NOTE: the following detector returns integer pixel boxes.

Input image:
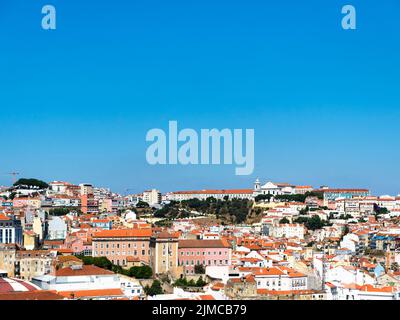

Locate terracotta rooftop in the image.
[57,255,82,263]
[0,290,65,300]
[152,231,180,239]
[93,228,152,238]
[178,239,231,249]
[57,288,124,299]
[55,265,114,277]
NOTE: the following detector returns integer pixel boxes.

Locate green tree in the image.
[136,201,149,208]
[129,265,153,279]
[145,280,163,296]
[206,197,217,203]
[294,215,327,231]
[78,255,113,270]
[112,265,123,274]
[8,192,17,200]
[255,194,272,203]
[174,276,188,287]
[48,208,71,216]
[374,206,388,215]
[194,264,205,274]
[299,206,309,215]
[196,276,207,287]
[279,217,290,224]
[305,215,324,230]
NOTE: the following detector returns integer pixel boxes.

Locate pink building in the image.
[92,228,152,266]
[178,239,231,275]
[62,228,100,256]
[12,197,30,208]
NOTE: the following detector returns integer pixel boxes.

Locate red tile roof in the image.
[57,288,124,298]
[178,239,231,249]
[0,214,10,220]
[55,265,114,277]
[257,289,318,295]
[0,290,65,300]
[93,228,152,238]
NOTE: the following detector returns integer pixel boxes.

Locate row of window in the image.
[20,268,44,272]
[161,260,173,267]
[94,249,149,256]
[178,259,228,266]
[95,242,147,249]
[257,280,281,287]
[162,250,173,256]
[0,228,13,243]
[0,223,13,227]
[292,280,306,287]
[180,251,227,256]
[20,261,50,266]
[256,280,306,288]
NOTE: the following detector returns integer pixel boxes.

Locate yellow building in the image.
[17,250,56,280]
[23,231,38,250]
[0,243,18,277]
[32,216,44,241]
[150,231,180,278]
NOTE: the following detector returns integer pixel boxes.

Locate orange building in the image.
[80,194,99,214]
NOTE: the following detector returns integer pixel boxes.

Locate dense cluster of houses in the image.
[1,179,400,300]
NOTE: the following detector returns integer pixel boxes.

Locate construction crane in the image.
[7,172,20,184]
[125,188,138,195]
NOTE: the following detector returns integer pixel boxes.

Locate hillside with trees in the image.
[13,178,49,189]
[154,197,262,224]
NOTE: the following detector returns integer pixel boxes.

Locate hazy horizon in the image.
[1,0,399,195]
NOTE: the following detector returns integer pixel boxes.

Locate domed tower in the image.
[254,178,261,191]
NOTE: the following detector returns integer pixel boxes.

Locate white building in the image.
[240,266,308,292]
[166,189,253,201]
[124,210,137,222]
[142,189,161,206]
[254,179,312,197]
[271,223,305,240]
[325,265,375,287]
[47,216,67,240]
[32,265,143,299]
[52,196,80,207]
[340,233,360,254]
[254,179,314,198]
[48,181,72,195]
[0,214,23,245]
[327,283,400,300]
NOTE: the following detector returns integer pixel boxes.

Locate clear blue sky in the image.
[0,0,399,195]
